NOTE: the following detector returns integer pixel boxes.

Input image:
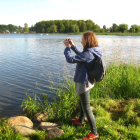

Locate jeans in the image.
[78,90,98,135]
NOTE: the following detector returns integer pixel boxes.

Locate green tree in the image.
[100,28,104,33]
[112,23,118,32]
[118,24,128,33]
[103,25,106,32]
[8,24,17,32]
[62,20,70,33]
[59,22,65,33]
[93,24,100,32]
[0,25,9,32]
[80,21,87,32]
[130,24,140,33]
[24,23,29,32]
[46,27,51,33]
[50,24,57,33]
[42,28,45,33]
[71,24,79,33]
[29,25,36,32]
[86,20,95,31]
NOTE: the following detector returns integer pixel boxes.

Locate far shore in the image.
[1,32,140,36]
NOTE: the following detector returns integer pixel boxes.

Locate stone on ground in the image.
[38,122,59,131]
[8,116,33,128]
[13,125,36,136]
[38,122,64,139]
[47,127,64,139]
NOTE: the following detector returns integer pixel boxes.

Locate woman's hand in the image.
[63,38,69,47]
[68,38,75,47]
[63,38,75,47]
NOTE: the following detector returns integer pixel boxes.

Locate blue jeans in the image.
[78,90,98,135]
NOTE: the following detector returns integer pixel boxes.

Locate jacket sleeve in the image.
[70,46,82,54]
[64,47,86,63]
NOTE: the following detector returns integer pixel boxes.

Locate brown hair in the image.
[82,31,98,50]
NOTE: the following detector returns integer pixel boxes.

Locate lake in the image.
[0,34,140,118]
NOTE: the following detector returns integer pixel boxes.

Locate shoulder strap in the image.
[84,52,98,70]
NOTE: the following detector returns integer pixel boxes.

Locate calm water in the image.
[0,34,140,118]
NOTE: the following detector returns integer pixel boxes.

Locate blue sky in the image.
[0,0,140,28]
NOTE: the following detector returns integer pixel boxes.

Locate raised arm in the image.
[64,47,86,63]
[63,38,84,63]
[71,45,82,54]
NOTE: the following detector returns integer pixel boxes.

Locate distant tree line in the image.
[0,24,18,33]
[1,20,140,33]
[0,23,29,33]
[29,20,101,33]
[29,20,140,33]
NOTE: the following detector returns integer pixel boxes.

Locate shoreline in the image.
[1,32,140,36]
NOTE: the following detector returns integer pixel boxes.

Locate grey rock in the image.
[13,125,36,136]
[38,122,64,139]
[32,109,54,123]
[8,116,33,128]
[47,127,64,139]
[38,122,59,131]
[32,111,48,123]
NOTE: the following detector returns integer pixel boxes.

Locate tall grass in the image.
[91,62,140,99]
[21,69,79,123]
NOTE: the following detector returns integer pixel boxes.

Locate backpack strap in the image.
[84,52,98,71]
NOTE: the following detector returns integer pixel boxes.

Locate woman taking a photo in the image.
[63,31,102,139]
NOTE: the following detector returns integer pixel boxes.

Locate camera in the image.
[65,39,70,42]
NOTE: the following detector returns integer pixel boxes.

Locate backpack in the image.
[85,53,106,83]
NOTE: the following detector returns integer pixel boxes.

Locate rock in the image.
[38,122,64,139]
[47,127,64,139]
[32,111,48,123]
[32,109,54,123]
[13,125,36,136]
[38,122,59,131]
[8,116,33,128]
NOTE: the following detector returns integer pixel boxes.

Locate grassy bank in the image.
[1,60,140,139]
[96,32,140,36]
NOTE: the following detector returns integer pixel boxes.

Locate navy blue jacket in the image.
[64,46,102,83]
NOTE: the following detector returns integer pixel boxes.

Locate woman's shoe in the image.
[83,132,99,139]
[71,117,84,126]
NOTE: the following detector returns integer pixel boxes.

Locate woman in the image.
[63,31,102,140]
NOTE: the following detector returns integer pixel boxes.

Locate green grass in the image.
[90,62,140,99]
[1,98,140,139]
[19,61,140,139]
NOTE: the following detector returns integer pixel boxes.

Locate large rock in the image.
[47,127,64,139]
[38,122,59,131]
[32,109,54,123]
[8,116,33,128]
[38,122,64,139]
[31,111,48,123]
[13,125,36,136]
